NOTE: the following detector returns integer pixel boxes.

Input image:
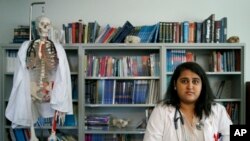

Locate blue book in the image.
[13,129,26,141]
[138,23,158,43]
[153,22,160,43]
[104,80,114,104]
[220,17,227,43]
[64,114,76,126]
[182,21,189,43]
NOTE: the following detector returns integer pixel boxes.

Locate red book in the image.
[102,27,116,43]
[188,22,195,43]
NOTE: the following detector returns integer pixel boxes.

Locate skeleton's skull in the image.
[36,16,51,37]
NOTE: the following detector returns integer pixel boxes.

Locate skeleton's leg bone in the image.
[48,111,58,141]
[30,124,39,141]
[30,104,39,141]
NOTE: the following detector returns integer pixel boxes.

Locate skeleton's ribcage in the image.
[26,40,59,102]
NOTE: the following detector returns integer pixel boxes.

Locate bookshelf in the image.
[0,43,245,141]
[81,44,161,141]
[162,43,245,125]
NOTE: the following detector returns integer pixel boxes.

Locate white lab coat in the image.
[143,103,232,141]
[5,41,73,128]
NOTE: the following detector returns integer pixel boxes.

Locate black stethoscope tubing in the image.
[174,107,204,130]
[174,107,184,130]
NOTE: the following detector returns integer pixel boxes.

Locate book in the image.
[104,27,119,43]
[172,22,180,43]
[102,27,117,43]
[85,125,109,130]
[91,21,100,43]
[195,22,202,43]
[64,114,77,126]
[87,22,95,43]
[71,76,78,100]
[95,24,110,43]
[71,22,77,43]
[110,21,134,43]
[13,129,26,141]
[202,14,215,43]
[188,22,195,43]
[137,23,158,43]
[220,17,227,43]
[167,22,173,43]
[158,22,165,43]
[109,27,121,43]
[153,22,160,43]
[215,80,225,98]
[182,21,189,43]
[147,23,159,43]
[127,26,142,36]
[214,20,221,43]
[78,20,86,43]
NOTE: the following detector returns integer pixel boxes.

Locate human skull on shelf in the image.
[36,16,51,37]
[112,118,129,128]
[125,35,141,43]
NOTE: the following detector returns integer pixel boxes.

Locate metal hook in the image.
[29,1,46,40]
[42,6,45,15]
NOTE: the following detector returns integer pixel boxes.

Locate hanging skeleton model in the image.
[26,16,59,141]
[26,16,58,102]
[5,16,73,141]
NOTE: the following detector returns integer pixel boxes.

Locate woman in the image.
[143,62,232,141]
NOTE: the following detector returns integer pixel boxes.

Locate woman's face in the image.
[175,69,202,104]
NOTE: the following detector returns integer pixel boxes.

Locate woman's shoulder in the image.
[210,102,233,125]
[212,102,225,108]
[155,103,175,113]
[211,102,227,113]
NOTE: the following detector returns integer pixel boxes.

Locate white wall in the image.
[1,0,250,80]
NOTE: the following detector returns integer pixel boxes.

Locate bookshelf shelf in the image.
[166,72,242,75]
[85,104,156,107]
[0,43,245,141]
[215,98,241,102]
[85,127,146,134]
[85,76,160,80]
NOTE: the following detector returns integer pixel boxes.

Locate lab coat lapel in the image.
[203,116,214,141]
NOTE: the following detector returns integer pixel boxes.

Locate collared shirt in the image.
[181,112,204,141]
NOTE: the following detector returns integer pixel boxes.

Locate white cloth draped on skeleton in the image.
[5,40,73,127]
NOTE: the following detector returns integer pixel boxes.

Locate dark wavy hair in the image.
[162,62,215,119]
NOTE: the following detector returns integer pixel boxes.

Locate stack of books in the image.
[85,114,111,130]
[13,25,29,43]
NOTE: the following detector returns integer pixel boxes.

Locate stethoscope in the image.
[174,107,204,130]
[174,107,186,141]
[174,107,184,130]
[174,107,204,141]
